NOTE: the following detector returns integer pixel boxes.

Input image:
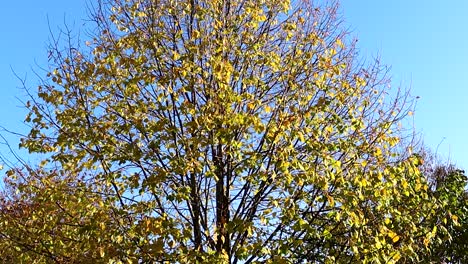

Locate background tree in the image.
[0,167,117,262]
[0,0,436,262]
[409,149,468,264]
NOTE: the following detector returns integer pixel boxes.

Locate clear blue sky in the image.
[341,0,468,169]
[0,1,467,169]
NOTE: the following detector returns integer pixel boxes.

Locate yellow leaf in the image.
[423,237,430,247]
[327,195,335,207]
[360,177,368,187]
[336,38,344,49]
[298,132,305,142]
[192,30,200,39]
[335,212,341,221]
[375,147,382,157]
[375,240,382,249]
[172,51,180,60]
[392,251,401,262]
[415,183,421,191]
[387,230,400,243]
[401,179,408,189]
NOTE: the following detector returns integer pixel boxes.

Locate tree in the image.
[0,0,435,262]
[412,150,468,263]
[0,167,116,262]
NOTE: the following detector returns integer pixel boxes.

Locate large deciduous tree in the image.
[0,0,438,262]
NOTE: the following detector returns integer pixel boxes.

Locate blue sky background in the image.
[341,1,468,170]
[0,1,467,169]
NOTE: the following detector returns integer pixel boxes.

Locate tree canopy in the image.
[0,0,460,263]
[411,149,468,263]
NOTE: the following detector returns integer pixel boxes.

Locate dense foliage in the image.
[412,151,468,263]
[0,0,462,263]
